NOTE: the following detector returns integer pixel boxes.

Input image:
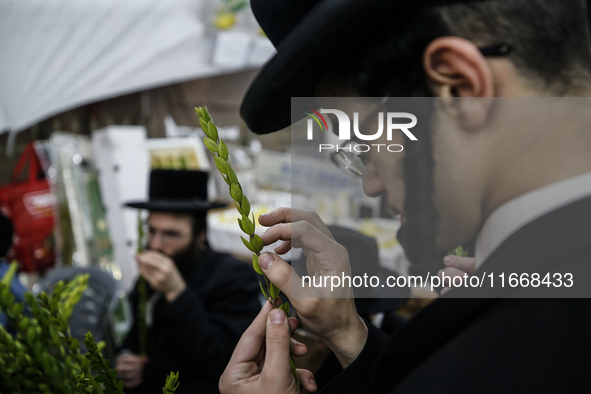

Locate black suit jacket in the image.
[120,249,261,394]
[316,195,591,393]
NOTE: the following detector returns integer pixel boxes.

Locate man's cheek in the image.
[362,172,386,197]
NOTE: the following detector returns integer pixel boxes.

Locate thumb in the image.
[258,252,299,300]
[261,309,293,387]
[443,255,477,274]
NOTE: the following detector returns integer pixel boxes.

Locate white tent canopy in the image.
[0,0,269,135]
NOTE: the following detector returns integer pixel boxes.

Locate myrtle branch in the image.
[0,263,180,393]
[449,245,469,257]
[163,371,180,394]
[195,106,301,391]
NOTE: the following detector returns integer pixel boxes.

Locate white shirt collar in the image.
[475,172,591,269]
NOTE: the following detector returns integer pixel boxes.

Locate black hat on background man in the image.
[125,169,226,212]
[0,213,14,258]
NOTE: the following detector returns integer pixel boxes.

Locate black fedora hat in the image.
[292,225,409,315]
[125,170,227,212]
[0,212,13,258]
[241,0,481,134]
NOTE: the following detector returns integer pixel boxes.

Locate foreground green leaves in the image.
[163,371,180,394]
[0,262,180,394]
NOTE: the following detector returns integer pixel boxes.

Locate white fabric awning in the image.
[0,0,264,135]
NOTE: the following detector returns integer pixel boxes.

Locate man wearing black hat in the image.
[115,169,261,394]
[217,0,591,393]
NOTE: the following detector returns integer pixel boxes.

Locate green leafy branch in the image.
[0,262,181,394]
[0,260,18,286]
[449,245,469,257]
[0,265,93,393]
[195,106,300,391]
[77,332,124,394]
[163,371,180,394]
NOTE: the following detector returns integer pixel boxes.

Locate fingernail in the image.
[443,255,455,265]
[310,377,315,386]
[271,309,285,324]
[259,253,273,270]
[260,213,268,218]
[291,337,304,346]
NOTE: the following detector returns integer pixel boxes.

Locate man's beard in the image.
[397,222,444,277]
[149,238,203,276]
[171,239,204,275]
[398,98,441,277]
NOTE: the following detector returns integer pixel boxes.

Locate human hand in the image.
[136,251,187,302]
[258,208,367,368]
[219,300,317,394]
[116,353,148,388]
[438,255,477,295]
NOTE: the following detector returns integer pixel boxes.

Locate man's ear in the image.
[424,36,495,129]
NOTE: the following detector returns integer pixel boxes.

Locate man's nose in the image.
[149,234,163,251]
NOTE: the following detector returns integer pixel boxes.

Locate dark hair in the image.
[190,212,207,238]
[346,0,591,97]
[329,0,591,275]
[0,214,13,258]
[436,0,591,95]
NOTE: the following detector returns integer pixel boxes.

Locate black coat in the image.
[316,195,591,393]
[120,249,261,394]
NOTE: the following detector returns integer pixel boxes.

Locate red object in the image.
[0,143,56,272]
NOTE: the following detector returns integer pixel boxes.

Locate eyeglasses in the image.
[329,96,390,179]
[328,43,511,179]
[148,226,191,244]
